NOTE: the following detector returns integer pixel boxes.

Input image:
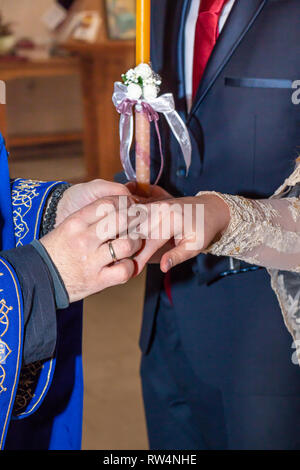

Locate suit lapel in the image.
[177,0,193,116]
[153,0,187,115]
[188,0,268,122]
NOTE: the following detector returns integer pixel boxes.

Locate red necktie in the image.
[192,0,229,98]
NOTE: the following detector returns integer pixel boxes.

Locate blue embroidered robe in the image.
[0,134,83,450]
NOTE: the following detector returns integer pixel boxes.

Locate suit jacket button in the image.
[176,168,186,177]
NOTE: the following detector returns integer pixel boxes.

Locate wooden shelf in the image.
[0,56,81,151]
[63,39,135,57]
[0,56,80,81]
[9,131,83,148]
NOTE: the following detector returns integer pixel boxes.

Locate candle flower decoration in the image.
[113,62,192,187]
[121,63,162,100]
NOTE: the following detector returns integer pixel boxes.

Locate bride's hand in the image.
[131,194,230,273]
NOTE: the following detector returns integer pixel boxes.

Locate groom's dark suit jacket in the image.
[141,0,300,353]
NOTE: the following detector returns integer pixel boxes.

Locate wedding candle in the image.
[135,0,151,195]
[136,0,151,64]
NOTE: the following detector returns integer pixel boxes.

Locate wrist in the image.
[31,239,69,309]
[197,193,231,236]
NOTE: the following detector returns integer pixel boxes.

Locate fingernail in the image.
[165,259,173,272]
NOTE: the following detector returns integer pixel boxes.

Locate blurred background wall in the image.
[1,0,83,137]
[0,0,148,449]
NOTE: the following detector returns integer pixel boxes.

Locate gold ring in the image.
[108,241,118,262]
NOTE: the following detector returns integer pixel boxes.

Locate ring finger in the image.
[97,236,143,268]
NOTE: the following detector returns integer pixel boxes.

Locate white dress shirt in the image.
[185,0,236,110]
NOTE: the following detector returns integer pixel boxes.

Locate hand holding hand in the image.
[131,193,230,273]
[41,195,142,303]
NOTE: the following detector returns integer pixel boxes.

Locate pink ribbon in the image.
[116,98,137,116]
[117,99,164,185]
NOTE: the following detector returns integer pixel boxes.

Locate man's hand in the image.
[130,194,230,274]
[55,180,132,227]
[41,196,142,303]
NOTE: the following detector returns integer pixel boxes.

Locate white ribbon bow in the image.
[112,82,192,182]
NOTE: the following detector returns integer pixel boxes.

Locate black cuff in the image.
[0,245,57,365]
[30,239,69,310]
[41,183,71,237]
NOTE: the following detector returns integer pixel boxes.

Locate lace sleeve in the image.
[197,162,300,363]
[198,192,300,272]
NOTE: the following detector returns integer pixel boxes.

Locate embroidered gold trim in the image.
[11,179,42,247]
[0,260,22,450]
[13,361,43,414]
[11,180,58,416]
[0,298,12,395]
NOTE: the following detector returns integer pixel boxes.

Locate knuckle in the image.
[114,183,130,196]
[171,252,179,266]
[121,238,133,255]
[76,233,89,251]
[90,178,104,186]
[100,197,118,209]
[118,263,132,283]
[132,237,142,254]
[64,216,84,235]
[91,180,130,197]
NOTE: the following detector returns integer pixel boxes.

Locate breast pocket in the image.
[224,76,300,195]
[225,77,294,89]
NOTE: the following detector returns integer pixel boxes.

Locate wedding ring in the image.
[108,241,118,263]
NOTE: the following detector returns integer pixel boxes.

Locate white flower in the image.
[135,63,152,80]
[143,84,158,100]
[127,83,142,100]
[122,64,162,99]
[126,68,136,80]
